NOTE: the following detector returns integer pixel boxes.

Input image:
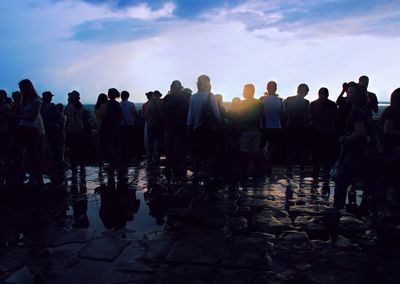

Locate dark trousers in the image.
[67,131,86,165]
[333,153,380,210]
[286,128,308,172]
[120,125,136,162]
[45,126,61,165]
[12,126,41,178]
[164,126,186,173]
[311,130,335,177]
[0,131,10,164]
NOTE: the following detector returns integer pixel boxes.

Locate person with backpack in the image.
[187,75,220,176]
[333,82,380,214]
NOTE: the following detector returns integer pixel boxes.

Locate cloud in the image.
[211,0,400,38]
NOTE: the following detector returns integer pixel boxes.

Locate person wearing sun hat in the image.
[65,90,85,166]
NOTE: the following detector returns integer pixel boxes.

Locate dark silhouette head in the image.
[230,97,241,112]
[153,90,162,98]
[358,75,369,89]
[243,84,255,99]
[197,75,211,93]
[318,87,329,98]
[42,91,54,103]
[121,91,130,101]
[346,81,367,106]
[56,103,64,113]
[297,83,309,97]
[108,88,120,100]
[12,91,21,103]
[170,80,183,94]
[95,93,108,109]
[0,90,6,103]
[68,90,80,101]
[145,91,153,101]
[182,88,192,100]
[390,88,400,108]
[267,81,277,96]
[19,79,39,104]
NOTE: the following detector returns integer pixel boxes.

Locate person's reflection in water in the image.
[70,165,89,228]
[144,168,168,226]
[99,169,140,230]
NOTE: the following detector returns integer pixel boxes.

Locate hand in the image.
[342,82,348,92]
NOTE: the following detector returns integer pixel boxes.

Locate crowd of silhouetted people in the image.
[0,75,399,216]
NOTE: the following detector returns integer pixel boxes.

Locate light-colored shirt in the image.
[261,94,283,129]
[187,92,220,129]
[19,98,45,133]
[65,103,84,132]
[120,100,137,126]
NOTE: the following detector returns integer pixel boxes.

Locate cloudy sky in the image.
[1,0,399,103]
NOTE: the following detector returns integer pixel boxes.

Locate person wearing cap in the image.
[41,91,62,167]
[162,80,189,175]
[65,90,85,167]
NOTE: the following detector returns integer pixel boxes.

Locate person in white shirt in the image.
[120,91,137,161]
[260,81,283,175]
[187,75,220,175]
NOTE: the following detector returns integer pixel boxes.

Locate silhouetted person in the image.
[187,75,220,176]
[162,80,189,175]
[284,83,310,175]
[13,79,44,185]
[260,81,283,175]
[381,88,400,189]
[65,90,85,167]
[94,93,108,162]
[9,91,21,141]
[238,84,263,177]
[226,97,242,172]
[120,90,137,162]
[333,82,378,212]
[147,90,163,162]
[182,88,193,102]
[0,90,10,168]
[56,103,67,166]
[359,75,378,117]
[103,88,122,171]
[142,92,153,156]
[99,179,127,230]
[41,91,62,167]
[309,87,337,178]
[95,93,108,129]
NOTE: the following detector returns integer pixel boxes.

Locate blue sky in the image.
[1,0,399,103]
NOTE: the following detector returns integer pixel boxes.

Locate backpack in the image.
[200,94,218,129]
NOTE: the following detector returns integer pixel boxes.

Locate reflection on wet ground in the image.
[1,160,400,283]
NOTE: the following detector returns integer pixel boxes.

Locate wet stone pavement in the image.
[1,159,400,284]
